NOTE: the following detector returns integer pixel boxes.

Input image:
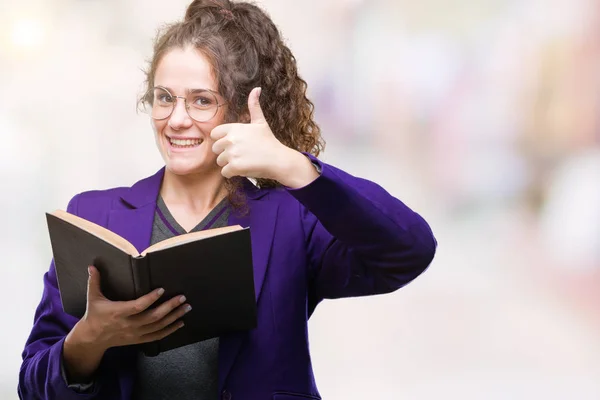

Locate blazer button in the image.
[222,390,232,400]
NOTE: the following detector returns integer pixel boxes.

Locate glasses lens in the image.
[187,90,219,122]
[147,87,174,120]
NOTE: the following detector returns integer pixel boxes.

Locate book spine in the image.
[132,256,160,357]
[131,256,150,297]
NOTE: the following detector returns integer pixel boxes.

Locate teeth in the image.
[169,138,202,146]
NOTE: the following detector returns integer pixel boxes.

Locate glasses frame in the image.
[142,86,227,123]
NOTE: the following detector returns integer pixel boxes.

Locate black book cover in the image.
[46,212,257,356]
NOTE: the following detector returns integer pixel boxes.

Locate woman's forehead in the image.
[154,47,218,93]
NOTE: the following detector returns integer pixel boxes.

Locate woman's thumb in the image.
[86,265,103,299]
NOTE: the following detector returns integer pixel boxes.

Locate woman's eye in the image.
[193,96,214,107]
[157,95,173,103]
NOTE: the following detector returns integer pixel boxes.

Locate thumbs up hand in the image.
[210,87,319,187]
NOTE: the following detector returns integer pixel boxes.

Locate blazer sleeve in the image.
[287,154,437,303]
[18,194,105,400]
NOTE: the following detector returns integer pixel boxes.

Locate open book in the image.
[46,210,256,357]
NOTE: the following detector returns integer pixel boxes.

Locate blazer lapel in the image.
[107,206,156,254]
[219,182,279,390]
[107,168,164,253]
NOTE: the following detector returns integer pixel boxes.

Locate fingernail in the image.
[157,288,165,296]
[88,266,92,275]
[185,305,192,312]
[257,87,262,97]
[179,322,185,328]
[179,296,187,304]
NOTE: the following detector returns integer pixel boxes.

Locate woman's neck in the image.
[160,168,228,214]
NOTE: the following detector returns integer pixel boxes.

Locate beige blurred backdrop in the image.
[1,0,600,399]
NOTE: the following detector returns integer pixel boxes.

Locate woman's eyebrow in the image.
[154,86,218,94]
[187,88,218,94]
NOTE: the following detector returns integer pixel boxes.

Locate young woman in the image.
[18,1,437,399]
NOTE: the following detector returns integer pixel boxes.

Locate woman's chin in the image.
[166,163,200,176]
[165,159,216,177]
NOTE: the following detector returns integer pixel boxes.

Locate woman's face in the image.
[151,46,227,177]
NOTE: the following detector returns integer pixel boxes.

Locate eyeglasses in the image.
[140,86,227,122]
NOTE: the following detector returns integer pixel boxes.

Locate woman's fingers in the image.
[138,320,186,344]
[120,288,166,317]
[133,294,188,325]
[138,303,192,336]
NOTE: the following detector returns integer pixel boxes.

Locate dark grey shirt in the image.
[132,195,230,400]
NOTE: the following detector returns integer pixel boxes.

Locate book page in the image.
[51,210,139,257]
[141,225,244,256]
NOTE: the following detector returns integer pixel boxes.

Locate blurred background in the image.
[1,0,599,398]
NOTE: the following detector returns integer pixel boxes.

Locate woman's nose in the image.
[168,98,193,129]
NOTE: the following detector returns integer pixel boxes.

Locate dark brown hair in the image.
[142,0,325,206]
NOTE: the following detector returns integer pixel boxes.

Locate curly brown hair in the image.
[141,0,325,206]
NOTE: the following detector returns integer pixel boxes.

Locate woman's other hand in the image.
[77,266,190,349]
[62,266,190,382]
[210,87,319,188]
